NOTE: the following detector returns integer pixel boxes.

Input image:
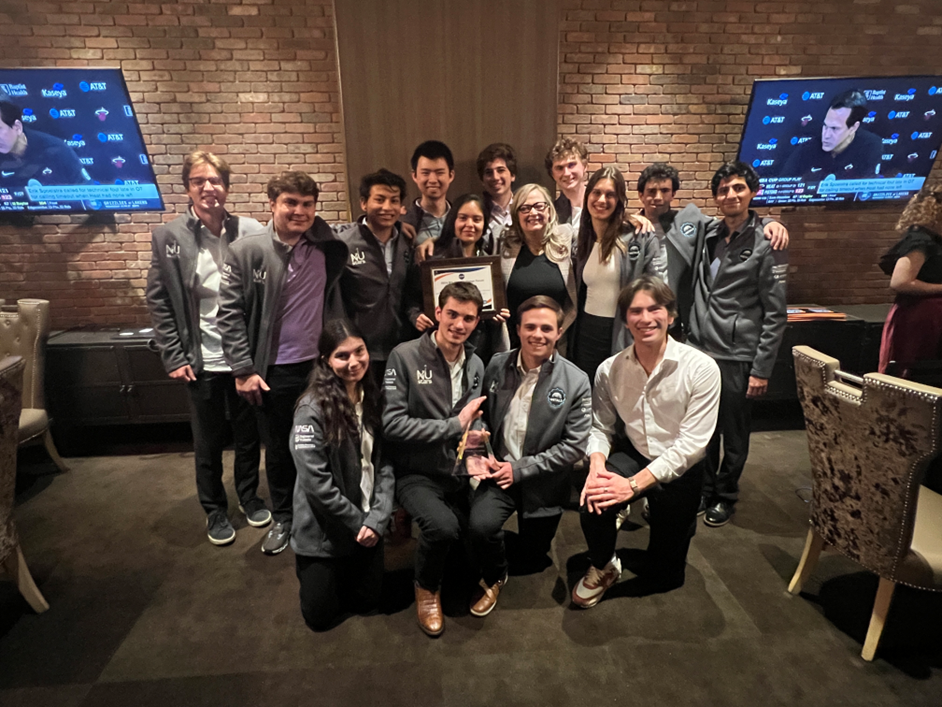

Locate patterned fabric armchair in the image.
[0,355,50,613]
[789,345,942,661]
[0,299,69,471]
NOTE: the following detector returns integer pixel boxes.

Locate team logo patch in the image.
[416,367,433,385]
[681,222,696,238]
[489,379,498,393]
[165,241,180,258]
[253,268,266,283]
[547,387,566,409]
[738,249,753,262]
[628,242,641,262]
[350,247,366,266]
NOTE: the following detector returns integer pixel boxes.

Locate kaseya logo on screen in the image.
[40,82,67,99]
[766,93,788,106]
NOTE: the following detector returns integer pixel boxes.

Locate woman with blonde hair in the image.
[878,187,942,375]
[499,183,578,350]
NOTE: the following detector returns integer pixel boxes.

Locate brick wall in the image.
[2,0,941,327]
[558,0,942,305]
[0,0,348,327]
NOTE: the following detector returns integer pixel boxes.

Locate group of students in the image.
[146,136,790,634]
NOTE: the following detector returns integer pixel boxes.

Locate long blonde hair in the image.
[897,187,942,236]
[501,183,571,263]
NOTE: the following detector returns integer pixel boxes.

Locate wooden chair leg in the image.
[861,577,895,661]
[43,429,70,473]
[1,545,49,613]
[788,527,825,595]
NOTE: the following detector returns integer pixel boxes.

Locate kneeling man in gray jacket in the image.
[468,296,591,618]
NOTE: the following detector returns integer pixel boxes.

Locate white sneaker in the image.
[572,555,622,608]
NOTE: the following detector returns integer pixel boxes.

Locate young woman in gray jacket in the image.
[289,320,394,631]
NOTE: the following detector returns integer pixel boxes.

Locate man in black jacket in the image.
[217,171,347,556]
[146,151,269,546]
[383,282,487,637]
[468,296,591,617]
[333,169,414,384]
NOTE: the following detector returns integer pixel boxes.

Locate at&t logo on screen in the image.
[49,108,76,119]
[766,93,788,107]
[762,116,785,125]
[752,159,774,167]
[79,81,107,92]
[790,136,812,145]
[888,111,910,119]
[911,131,933,140]
[802,91,824,101]
[97,132,124,142]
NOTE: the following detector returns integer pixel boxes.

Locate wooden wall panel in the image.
[335,0,560,214]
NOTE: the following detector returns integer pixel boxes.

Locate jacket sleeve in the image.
[381,349,463,443]
[290,402,365,536]
[145,230,188,374]
[751,243,789,380]
[216,246,256,377]
[363,447,395,536]
[511,370,592,483]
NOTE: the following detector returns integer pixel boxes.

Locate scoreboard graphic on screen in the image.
[0,67,164,214]
[736,76,942,207]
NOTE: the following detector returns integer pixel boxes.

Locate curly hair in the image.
[897,187,942,236]
[297,320,381,446]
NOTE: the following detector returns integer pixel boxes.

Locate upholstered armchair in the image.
[0,299,69,472]
[0,355,50,613]
[789,345,942,661]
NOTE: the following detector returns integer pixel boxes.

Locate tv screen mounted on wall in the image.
[0,67,164,214]
[736,75,942,207]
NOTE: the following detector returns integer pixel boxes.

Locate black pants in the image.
[573,312,615,385]
[395,474,469,592]
[580,443,703,584]
[469,482,561,585]
[703,360,752,505]
[295,541,384,631]
[187,372,261,515]
[258,360,313,524]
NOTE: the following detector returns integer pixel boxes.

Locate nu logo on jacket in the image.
[350,247,367,266]
[165,241,180,259]
[416,366,433,385]
[253,268,266,283]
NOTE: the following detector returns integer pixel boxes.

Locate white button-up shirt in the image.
[501,352,543,462]
[587,337,720,483]
[355,397,375,513]
[432,335,466,407]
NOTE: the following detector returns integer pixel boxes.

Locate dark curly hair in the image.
[435,193,491,258]
[297,319,382,445]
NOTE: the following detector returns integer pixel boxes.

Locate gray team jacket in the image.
[289,395,394,559]
[688,210,788,380]
[216,216,348,377]
[145,210,262,375]
[482,350,591,518]
[332,219,414,362]
[382,331,485,479]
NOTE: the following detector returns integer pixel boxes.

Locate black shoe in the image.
[697,497,709,516]
[206,511,236,546]
[261,521,291,555]
[239,498,272,528]
[704,501,734,527]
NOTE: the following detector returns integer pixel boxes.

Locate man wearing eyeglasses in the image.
[146,151,271,547]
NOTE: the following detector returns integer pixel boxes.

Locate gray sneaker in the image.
[239,499,272,528]
[206,511,236,546]
[261,521,290,555]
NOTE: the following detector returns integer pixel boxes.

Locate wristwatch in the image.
[629,477,640,493]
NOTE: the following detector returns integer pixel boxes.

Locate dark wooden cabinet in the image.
[46,329,190,426]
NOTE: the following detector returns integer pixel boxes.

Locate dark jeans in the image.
[395,474,469,592]
[187,372,261,515]
[295,541,384,631]
[703,360,753,505]
[469,482,561,585]
[258,360,314,524]
[580,442,703,584]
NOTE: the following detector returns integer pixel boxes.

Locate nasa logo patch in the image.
[547,387,566,409]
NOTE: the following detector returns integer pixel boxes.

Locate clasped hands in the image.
[580,454,650,514]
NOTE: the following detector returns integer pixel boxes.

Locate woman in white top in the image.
[289,319,394,631]
[572,167,656,382]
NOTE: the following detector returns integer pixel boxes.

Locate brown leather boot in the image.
[414,583,444,637]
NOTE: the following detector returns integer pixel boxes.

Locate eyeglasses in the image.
[188,176,225,188]
[518,202,549,215]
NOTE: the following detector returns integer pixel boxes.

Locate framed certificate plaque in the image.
[419,256,507,320]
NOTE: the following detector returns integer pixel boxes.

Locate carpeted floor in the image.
[1,429,941,707]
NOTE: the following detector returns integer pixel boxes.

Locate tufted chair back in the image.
[0,355,25,563]
[0,299,49,413]
[793,345,942,581]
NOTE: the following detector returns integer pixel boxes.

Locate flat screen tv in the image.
[0,67,164,214]
[736,76,942,207]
